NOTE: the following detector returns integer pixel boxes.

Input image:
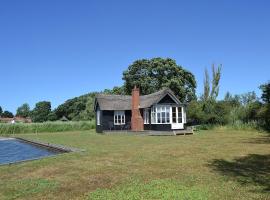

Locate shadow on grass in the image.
[209,154,270,192]
[245,136,270,144]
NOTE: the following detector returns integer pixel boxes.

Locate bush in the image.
[0,121,95,135]
[193,124,215,131]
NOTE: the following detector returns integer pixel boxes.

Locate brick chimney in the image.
[131,86,144,131]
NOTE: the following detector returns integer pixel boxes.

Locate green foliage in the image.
[55,92,97,121]
[1,110,14,118]
[88,179,209,200]
[188,90,264,130]
[0,121,95,134]
[188,100,231,125]
[203,69,210,101]
[122,57,197,102]
[103,86,125,95]
[187,100,204,124]
[202,64,222,101]
[259,82,270,130]
[31,101,51,122]
[16,103,31,117]
[264,104,270,129]
[220,121,261,131]
[202,100,231,124]
[0,106,2,116]
[47,112,58,121]
[240,91,258,105]
[260,81,270,104]
[210,64,222,100]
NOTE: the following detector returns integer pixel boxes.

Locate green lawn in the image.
[0,129,269,200]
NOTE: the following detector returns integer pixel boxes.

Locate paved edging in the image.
[15,137,84,153]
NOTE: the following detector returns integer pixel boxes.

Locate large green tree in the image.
[31,101,51,122]
[122,58,196,102]
[16,103,31,118]
[0,106,2,117]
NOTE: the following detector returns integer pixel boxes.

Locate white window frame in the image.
[151,105,171,124]
[172,107,183,124]
[114,110,125,125]
[177,107,182,123]
[97,109,101,125]
[151,106,156,124]
[143,108,150,124]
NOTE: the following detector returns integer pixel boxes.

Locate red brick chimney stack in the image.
[131,86,144,131]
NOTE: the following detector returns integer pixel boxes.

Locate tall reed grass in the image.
[0,120,95,135]
[194,121,263,132]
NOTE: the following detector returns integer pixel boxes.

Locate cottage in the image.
[94,86,187,133]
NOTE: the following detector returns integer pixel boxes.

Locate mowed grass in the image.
[0,129,269,200]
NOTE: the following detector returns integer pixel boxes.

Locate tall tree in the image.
[16,103,31,118]
[240,92,258,106]
[203,69,210,101]
[260,81,270,104]
[31,101,51,122]
[122,58,197,102]
[0,106,2,117]
[202,64,222,101]
[210,64,222,100]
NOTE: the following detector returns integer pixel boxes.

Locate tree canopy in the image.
[16,103,31,118]
[31,101,51,122]
[54,92,97,121]
[122,58,197,102]
[260,82,270,104]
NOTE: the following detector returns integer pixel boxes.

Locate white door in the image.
[171,107,184,129]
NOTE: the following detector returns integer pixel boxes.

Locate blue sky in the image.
[0,0,269,113]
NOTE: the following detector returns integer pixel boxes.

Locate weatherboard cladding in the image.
[95,88,182,111]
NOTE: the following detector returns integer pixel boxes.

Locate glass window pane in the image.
[166,112,170,121]
[161,112,165,123]
[162,112,165,118]
[157,113,161,123]
[162,117,165,123]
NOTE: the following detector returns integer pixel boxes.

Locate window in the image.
[143,109,149,124]
[178,107,182,123]
[151,105,170,124]
[114,111,125,125]
[172,107,177,123]
[97,109,101,125]
[172,107,183,124]
[151,106,156,124]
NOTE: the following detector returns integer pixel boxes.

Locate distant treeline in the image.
[0,93,97,122]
